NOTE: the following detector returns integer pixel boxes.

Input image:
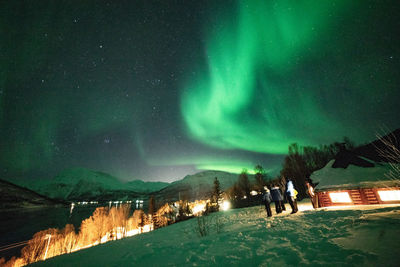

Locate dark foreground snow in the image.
[32,201,400,266]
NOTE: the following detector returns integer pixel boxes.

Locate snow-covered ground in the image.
[32,201,400,266]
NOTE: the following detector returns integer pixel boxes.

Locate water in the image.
[0,203,144,261]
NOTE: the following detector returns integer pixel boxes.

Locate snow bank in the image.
[31,202,400,267]
[312,160,400,191]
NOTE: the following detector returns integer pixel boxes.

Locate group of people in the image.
[262,177,304,217]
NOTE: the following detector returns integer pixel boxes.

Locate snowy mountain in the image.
[154,170,255,202]
[0,179,64,210]
[6,168,148,201]
[5,169,253,203]
[125,180,168,193]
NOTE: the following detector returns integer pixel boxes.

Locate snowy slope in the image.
[311,160,400,190]
[173,170,253,190]
[125,180,168,193]
[28,168,131,200]
[154,170,254,201]
[32,202,400,266]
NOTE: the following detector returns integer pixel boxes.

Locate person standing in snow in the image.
[271,184,284,214]
[306,180,317,209]
[262,186,273,217]
[285,178,298,214]
[278,181,286,212]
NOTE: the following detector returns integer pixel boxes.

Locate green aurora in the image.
[0,1,399,180]
[181,0,398,156]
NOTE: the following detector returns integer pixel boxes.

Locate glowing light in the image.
[378,190,400,201]
[70,203,75,215]
[250,190,258,196]
[142,224,152,233]
[222,201,230,211]
[181,1,357,155]
[329,192,352,203]
[192,203,206,215]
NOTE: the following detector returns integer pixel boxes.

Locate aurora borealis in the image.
[1,1,399,182]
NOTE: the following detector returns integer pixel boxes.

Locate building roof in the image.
[332,149,375,168]
[312,160,400,191]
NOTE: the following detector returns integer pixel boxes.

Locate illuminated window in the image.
[378,190,400,201]
[329,192,352,203]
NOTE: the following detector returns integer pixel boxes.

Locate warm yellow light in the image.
[192,203,206,215]
[378,190,400,201]
[250,190,258,196]
[222,201,230,211]
[329,192,352,203]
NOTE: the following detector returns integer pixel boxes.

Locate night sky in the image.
[1,1,399,182]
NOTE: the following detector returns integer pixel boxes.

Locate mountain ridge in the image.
[0,179,66,210]
[4,168,255,203]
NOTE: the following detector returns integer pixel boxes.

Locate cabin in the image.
[312,160,400,207]
[311,129,400,207]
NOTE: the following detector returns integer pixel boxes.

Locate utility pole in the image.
[43,234,51,260]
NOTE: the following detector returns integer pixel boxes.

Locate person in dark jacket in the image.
[270,185,284,214]
[278,182,286,212]
[262,186,273,217]
[306,180,317,209]
[286,178,298,214]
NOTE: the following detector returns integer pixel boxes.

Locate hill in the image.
[6,168,149,202]
[0,179,64,210]
[31,204,400,267]
[5,169,254,203]
[125,180,168,193]
[154,170,255,202]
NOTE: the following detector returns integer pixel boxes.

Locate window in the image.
[377,190,400,201]
[329,192,352,203]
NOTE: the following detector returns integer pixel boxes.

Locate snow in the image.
[125,180,168,193]
[311,160,400,191]
[31,201,400,266]
[5,168,169,201]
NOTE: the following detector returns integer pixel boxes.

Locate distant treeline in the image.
[225,137,355,203]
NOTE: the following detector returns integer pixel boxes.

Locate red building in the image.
[312,159,400,207]
[313,131,400,208]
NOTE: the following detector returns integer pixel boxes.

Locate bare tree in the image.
[376,130,400,180]
[227,182,242,200]
[238,169,251,198]
[254,165,266,191]
[153,203,174,228]
[20,228,58,264]
[60,224,77,254]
